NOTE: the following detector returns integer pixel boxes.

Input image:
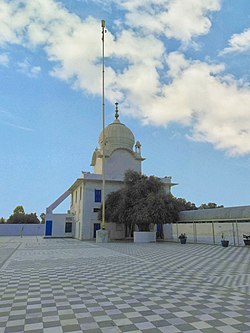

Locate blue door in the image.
[157,224,162,239]
[45,220,53,236]
[93,223,101,238]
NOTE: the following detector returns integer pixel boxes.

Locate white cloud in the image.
[0,109,15,120]
[141,52,250,156]
[0,53,9,66]
[48,16,105,94]
[17,59,41,78]
[0,0,221,92]
[1,0,250,156]
[117,0,221,42]
[222,28,250,54]
[0,109,33,131]
[4,122,34,131]
[0,0,105,92]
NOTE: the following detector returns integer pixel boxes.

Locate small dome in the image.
[99,118,135,151]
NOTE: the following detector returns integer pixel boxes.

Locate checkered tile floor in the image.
[0,237,249,332]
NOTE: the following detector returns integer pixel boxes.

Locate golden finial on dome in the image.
[115,102,119,119]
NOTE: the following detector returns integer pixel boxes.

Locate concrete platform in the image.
[0,237,249,332]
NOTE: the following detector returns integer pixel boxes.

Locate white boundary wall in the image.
[134,231,156,243]
[0,224,44,236]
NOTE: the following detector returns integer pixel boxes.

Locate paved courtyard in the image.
[0,237,249,333]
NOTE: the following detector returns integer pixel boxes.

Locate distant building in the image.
[45,104,176,239]
[178,206,250,245]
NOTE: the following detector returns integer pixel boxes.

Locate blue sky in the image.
[1,0,250,218]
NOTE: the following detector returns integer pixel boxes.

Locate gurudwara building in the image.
[45,104,175,240]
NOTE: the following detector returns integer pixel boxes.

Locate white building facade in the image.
[45,104,175,240]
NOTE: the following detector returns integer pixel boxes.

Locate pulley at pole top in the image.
[101,20,107,37]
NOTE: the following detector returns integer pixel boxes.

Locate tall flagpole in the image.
[101,20,106,230]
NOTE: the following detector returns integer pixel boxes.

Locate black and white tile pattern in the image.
[0,237,249,332]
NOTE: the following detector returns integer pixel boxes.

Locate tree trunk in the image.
[137,224,150,232]
[125,223,134,237]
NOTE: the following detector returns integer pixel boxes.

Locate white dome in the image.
[99,119,135,151]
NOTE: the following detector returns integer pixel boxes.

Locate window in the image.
[71,193,74,206]
[65,222,72,233]
[95,189,102,202]
[75,190,77,203]
[80,186,82,200]
[93,208,101,213]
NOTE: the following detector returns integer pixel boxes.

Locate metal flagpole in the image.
[101,20,106,230]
